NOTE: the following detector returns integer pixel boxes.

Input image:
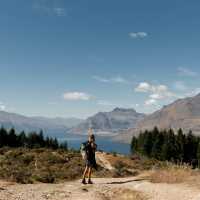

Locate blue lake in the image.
[59,135,130,155]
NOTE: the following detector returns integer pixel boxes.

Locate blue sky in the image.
[0,0,200,118]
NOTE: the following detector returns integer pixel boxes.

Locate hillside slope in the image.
[117,93,200,142]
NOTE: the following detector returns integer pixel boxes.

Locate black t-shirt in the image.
[85,141,97,161]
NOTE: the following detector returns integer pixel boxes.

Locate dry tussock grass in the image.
[149,163,195,184]
[103,152,159,172]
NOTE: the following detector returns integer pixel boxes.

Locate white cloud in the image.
[145,99,157,106]
[53,7,66,16]
[156,85,168,93]
[93,75,129,84]
[33,1,66,17]
[149,93,163,100]
[135,82,152,92]
[111,76,129,84]
[92,76,110,83]
[177,67,197,77]
[63,92,93,101]
[0,105,5,111]
[135,82,174,98]
[0,102,6,111]
[129,32,148,39]
[135,82,176,107]
[174,81,187,91]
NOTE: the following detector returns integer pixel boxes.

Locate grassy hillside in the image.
[0,147,114,184]
[0,147,158,184]
[0,148,137,184]
[0,148,83,183]
[0,146,199,187]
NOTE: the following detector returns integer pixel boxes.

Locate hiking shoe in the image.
[88,179,93,184]
[82,179,87,184]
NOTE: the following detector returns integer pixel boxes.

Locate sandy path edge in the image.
[0,176,200,200]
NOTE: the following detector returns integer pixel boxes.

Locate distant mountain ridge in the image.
[0,111,83,137]
[116,93,200,143]
[6,92,200,142]
[70,107,145,135]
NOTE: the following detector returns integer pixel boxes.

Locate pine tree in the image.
[0,127,8,147]
[151,131,164,160]
[28,132,41,148]
[143,131,153,157]
[176,128,185,163]
[131,136,138,154]
[38,130,45,147]
[197,142,200,168]
[8,128,17,147]
[137,132,145,153]
[129,127,200,166]
[45,136,50,148]
[161,129,177,162]
[184,130,197,163]
[60,141,68,150]
[52,138,59,149]
[18,131,27,147]
[0,127,65,150]
[152,127,159,140]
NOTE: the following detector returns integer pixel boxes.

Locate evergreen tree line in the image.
[131,127,200,167]
[0,127,68,150]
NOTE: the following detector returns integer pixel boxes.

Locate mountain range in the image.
[2,93,200,142]
[0,111,83,138]
[70,107,145,135]
[0,108,145,138]
[116,93,200,143]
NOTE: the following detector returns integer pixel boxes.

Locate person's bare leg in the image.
[82,166,88,184]
[88,167,93,184]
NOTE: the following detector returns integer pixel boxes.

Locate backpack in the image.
[80,142,87,160]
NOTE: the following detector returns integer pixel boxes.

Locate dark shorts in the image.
[85,159,96,168]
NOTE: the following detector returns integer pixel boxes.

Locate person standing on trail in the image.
[81,129,97,184]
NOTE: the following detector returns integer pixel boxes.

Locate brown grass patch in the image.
[183,170,200,189]
[149,163,195,184]
[100,152,159,175]
[106,153,135,167]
